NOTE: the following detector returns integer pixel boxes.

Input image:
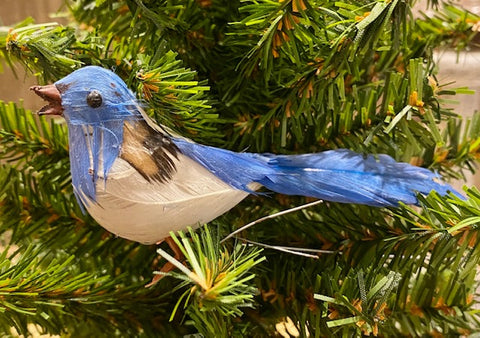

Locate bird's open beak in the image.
[30,84,64,116]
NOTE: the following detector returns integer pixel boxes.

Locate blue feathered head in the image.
[54,66,140,124]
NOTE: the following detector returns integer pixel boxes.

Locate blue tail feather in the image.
[173,138,460,207]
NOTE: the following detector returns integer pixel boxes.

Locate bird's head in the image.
[31,66,141,125]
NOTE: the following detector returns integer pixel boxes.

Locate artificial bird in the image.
[31,66,458,245]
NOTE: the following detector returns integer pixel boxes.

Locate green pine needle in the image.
[155,226,265,321]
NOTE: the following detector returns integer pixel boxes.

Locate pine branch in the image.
[0,243,187,337]
[219,191,480,335]
[0,20,80,82]
[0,101,68,170]
[1,0,480,336]
[416,3,480,52]
[156,226,264,334]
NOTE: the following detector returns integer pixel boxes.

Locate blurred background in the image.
[0,0,479,187]
[0,0,63,108]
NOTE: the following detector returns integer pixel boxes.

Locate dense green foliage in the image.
[1,0,480,336]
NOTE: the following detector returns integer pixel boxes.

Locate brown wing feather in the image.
[120,120,179,183]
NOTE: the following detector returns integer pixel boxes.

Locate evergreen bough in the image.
[1,0,480,336]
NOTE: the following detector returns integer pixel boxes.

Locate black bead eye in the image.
[86,90,102,108]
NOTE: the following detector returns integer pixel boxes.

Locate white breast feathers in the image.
[82,153,250,244]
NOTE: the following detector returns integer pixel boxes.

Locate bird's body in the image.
[31,66,460,244]
[79,120,250,243]
[86,151,249,244]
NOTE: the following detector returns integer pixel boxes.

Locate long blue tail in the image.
[173,138,460,207]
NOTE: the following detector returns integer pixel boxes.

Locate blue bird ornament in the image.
[31,66,459,244]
